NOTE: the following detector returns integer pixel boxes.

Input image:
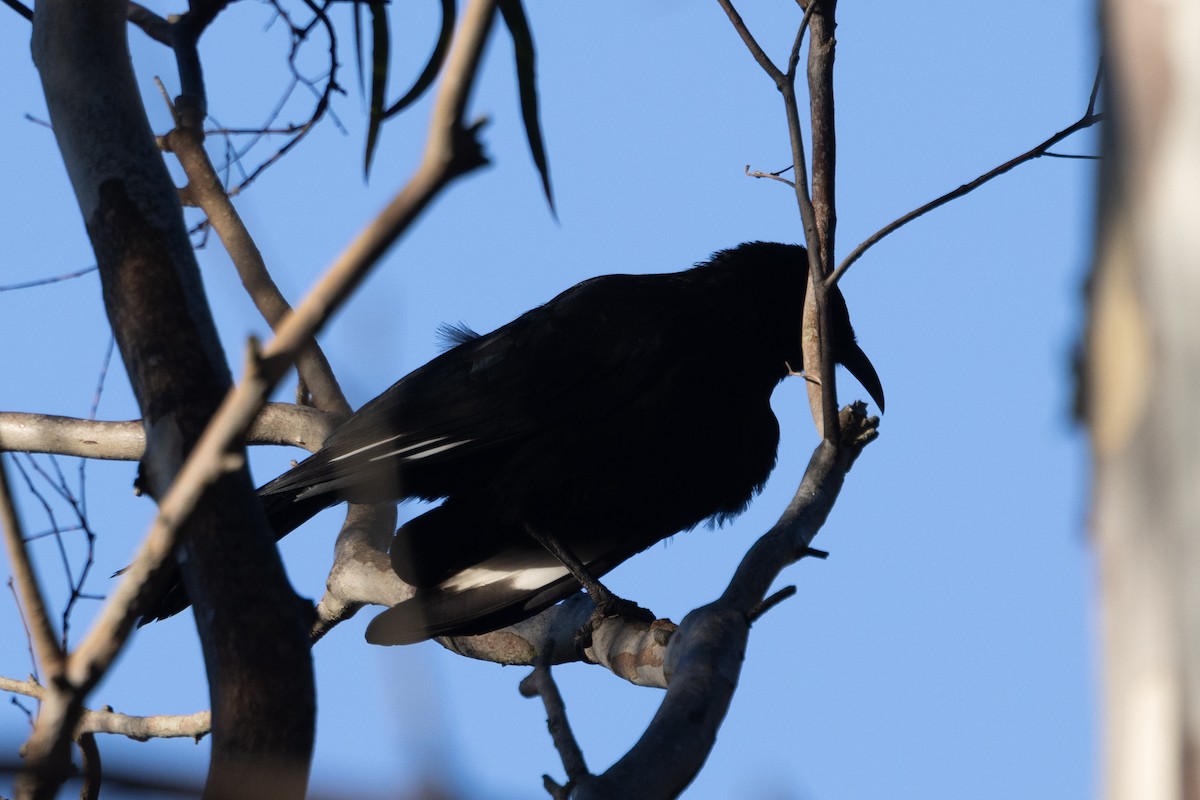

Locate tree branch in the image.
[829,108,1104,287]
[0,458,64,678]
[719,1,840,439]
[520,657,589,798]
[1,456,79,799]
[162,94,352,418]
[0,676,212,741]
[799,0,841,441]
[569,405,878,798]
[0,404,335,461]
[32,1,315,795]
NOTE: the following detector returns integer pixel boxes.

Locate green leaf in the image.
[499,0,556,216]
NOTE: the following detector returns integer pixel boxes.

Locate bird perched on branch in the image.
[141,242,884,644]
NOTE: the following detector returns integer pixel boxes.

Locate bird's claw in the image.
[574,595,656,651]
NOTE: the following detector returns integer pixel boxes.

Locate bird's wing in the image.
[258,273,692,504]
[364,504,644,645]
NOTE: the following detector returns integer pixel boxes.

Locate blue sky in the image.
[2,3,1097,798]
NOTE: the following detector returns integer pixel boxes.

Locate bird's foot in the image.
[575,593,656,652]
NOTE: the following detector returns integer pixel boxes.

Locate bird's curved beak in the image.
[839,342,886,413]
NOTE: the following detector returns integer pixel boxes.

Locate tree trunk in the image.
[31,3,316,797]
[1089,2,1200,797]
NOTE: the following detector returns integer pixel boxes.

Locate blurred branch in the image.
[0,459,64,680]
[278,0,500,645]
[77,732,101,800]
[1,455,78,798]
[0,676,212,741]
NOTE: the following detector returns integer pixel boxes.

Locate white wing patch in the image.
[328,434,472,464]
[444,563,571,593]
[368,437,471,462]
[328,434,404,463]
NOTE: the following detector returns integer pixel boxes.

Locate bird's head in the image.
[714,241,885,414]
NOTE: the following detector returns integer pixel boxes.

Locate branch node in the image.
[748,585,798,623]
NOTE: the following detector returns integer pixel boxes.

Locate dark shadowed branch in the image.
[551,405,878,798]
[16,0,502,796]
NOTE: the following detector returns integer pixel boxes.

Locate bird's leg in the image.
[524,524,655,648]
[524,524,614,604]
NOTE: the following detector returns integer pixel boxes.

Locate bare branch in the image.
[0,265,97,292]
[571,405,878,799]
[311,503,404,642]
[0,457,65,680]
[520,657,589,795]
[719,2,838,439]
[126,4,169,46]
[77,732,101,800]
[744,163,796,188]
[161,97,352,418]
[0,676,212,741]
[829,109,1104,287]
[715,0,784,84]
[785,1,819,81]
[2,0,32,22]
[0,403,337,461]
[66,0,496,684]
[799,0,841,441]
[434,593,675,687]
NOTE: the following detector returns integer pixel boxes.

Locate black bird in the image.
[142,242,884,644]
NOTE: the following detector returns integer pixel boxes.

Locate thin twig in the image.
[8,577,41,685]
[785,0,819,81]
[126,3,170,45]
[162,90,352,417]
[719,0,835,438]
[714,0,784,84]
[828,110,1104,286]
[0,676,213,740]
[0,266,98,292]
[744,164,796,188]
[519,655,590,792]
[747,584,797,623]
[1087,58,1103,117]
[0,456,65,679]
[2,0,32,22]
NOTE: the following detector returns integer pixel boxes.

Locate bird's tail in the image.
[131,483,333,625]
